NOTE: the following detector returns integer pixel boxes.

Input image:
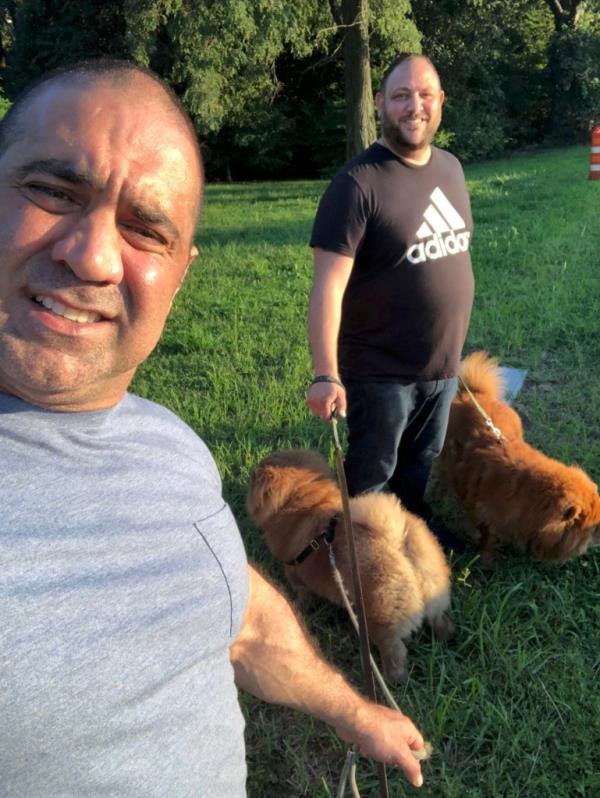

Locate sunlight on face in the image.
[0,76,201,411]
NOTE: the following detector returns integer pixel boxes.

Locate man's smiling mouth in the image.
[34,295,102,324]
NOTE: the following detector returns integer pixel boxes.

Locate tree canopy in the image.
[0,0,598,179]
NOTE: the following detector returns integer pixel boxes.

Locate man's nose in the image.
[50,211,124,284]
[406,92,422,113]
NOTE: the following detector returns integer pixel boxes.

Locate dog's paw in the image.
[382,657,408,683]
[431,612,455,642]
[478,550,498,568]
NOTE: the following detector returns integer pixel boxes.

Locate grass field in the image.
[131,145,600,797]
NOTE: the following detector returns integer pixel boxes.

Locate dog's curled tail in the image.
[458,351,504,401]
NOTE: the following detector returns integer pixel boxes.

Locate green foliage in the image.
[367,0,421,88]
[0,91,10,119]
[1,0,128,98]
[413,0,555,160]
[123,0,334,133]
[547,25,600,141]
[122,0,419,178]
[0,0,599,174]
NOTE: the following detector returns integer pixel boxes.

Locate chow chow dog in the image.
[247,449,454,681]
[438,351,600,564]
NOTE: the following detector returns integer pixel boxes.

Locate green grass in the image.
[131,146,600,797]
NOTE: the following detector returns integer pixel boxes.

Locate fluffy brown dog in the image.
[247,449,453,682]
[438,351,600,564]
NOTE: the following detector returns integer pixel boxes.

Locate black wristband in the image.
[311,375,344,388]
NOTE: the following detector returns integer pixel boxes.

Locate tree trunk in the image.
[339,0,376,159]
[544,0,585,32]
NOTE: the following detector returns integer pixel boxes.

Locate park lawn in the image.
[131,145,600,797]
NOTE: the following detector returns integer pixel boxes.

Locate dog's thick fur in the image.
[438,351,600,564]
[247,449,453,681]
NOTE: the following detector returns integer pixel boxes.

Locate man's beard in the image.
[380,109,438,153]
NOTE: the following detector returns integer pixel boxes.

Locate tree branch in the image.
[544,0,586,29]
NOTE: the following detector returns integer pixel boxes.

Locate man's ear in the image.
[174,245,199,298]
[439,89,446,108]
[188,244,199,266]
[375,91,384,115]
[182,245,199,282]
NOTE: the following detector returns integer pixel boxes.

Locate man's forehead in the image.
[15,78,201,227]
[387,58,441,92]
[27,78,177,146]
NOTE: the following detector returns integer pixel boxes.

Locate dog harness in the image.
[284,514,339,566]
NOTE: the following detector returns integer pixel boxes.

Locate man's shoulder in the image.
[121,391,188,424]
[431,146,466,175]
[119,392,191,432]
[120,393,218,479]
[331,142,392,182]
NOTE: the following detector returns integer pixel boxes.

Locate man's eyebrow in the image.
[14,158,181,243]
[128,202,180,243]
[13,158,103,191]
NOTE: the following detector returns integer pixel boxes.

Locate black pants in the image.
[343,377,458,518]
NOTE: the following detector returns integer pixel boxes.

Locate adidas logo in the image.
[407,187,471,264]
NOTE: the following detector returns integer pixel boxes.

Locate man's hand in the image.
[307,380,347,420]
[231,566,428,790]
[335,701,427,788]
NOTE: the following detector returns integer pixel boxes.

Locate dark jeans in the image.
[343,377,458,519]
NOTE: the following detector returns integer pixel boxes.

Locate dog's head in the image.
[246,448,339,528]
[532,470,600,563]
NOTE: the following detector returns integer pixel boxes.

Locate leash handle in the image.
[331,417,390,798]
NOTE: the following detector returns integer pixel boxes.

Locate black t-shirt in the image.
[310,143,474,382]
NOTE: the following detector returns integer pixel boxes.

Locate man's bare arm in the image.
[307,248,354,419]
[230,564,425,788]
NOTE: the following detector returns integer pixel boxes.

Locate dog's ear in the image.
[533,504,591,563]
[246,466,274,520]
[247,464,291,522]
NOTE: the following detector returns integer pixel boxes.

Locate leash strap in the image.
[284,515,338,566]
[458,375,506,442]
[336,746,360,798]
[328,544,433,760]
[331,417,390,798]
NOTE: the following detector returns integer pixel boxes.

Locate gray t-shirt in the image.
[0,391,249,797]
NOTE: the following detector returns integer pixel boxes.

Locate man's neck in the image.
[0,380,128,413]
[378,136,432,166]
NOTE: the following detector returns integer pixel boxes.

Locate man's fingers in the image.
[410,739,432,761]
[307,383,346,421]
[403,747,425,787]
[391,749,423,788]
[385,717,427,786]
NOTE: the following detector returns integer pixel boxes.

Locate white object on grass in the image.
[498,367,528,404]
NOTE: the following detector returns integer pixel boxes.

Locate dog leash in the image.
[327,543,433,755]
[330,414,390,798]
[458,375,505,442]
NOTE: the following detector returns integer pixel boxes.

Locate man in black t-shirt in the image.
[307,54,474,547]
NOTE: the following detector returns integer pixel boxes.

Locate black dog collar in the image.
[285,515,338,566]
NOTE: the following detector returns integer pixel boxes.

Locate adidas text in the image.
[407,229,471,264]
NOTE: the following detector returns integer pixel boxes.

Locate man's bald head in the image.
[0,59,203,219]
[380,53,441,95]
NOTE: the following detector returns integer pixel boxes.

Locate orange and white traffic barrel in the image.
[590,125,600,180]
